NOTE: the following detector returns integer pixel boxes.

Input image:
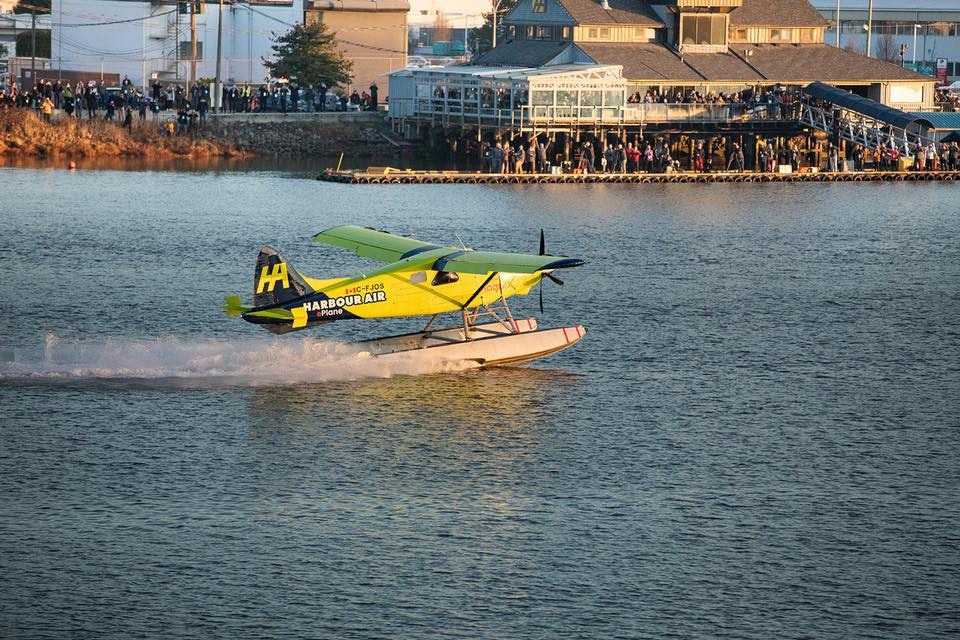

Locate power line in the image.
[55,9,177,28]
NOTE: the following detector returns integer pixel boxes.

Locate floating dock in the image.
[319,169,959,185]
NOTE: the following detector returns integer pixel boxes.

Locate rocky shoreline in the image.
[0,109,397,159]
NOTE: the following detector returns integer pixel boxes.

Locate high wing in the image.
[431,251,584,275]
[312,225,441,263]
[312,225,584,276]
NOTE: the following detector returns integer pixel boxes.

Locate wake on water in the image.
[0,334,480,387]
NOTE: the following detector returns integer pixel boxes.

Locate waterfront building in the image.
[476,0,934,109]
[811,0,960,83]
[387,0,943,169]
[390,1,935,132]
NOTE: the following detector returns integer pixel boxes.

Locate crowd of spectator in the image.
[934,87,960,112]
[0,74,381,135]
[472,131,959,175]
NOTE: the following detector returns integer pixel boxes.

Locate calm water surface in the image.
[1,166,959,639]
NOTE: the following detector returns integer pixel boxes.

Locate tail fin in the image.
[253,246,313,308]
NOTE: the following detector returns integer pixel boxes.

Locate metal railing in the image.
[797,101,936,152]
[389,97,796,128]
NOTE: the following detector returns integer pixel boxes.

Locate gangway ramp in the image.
[798,82,936,151]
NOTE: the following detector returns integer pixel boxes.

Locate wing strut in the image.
[460,272,499,340]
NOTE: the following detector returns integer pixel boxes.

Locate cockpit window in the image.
[432,271,459,286]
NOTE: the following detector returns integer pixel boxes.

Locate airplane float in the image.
[224,225,586,367]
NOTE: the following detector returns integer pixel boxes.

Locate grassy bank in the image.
[0,109,247,159]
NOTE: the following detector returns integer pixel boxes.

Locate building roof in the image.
[474,39,575,68]
[576,42,703,81]
[729,0,830,28]
[305,0,410,11]
[908,112,960,131]
[683,51,764,82]
[743,43,932,83]
[577,41,933,85]
[557,0,663,27]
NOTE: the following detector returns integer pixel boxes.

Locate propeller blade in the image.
[539,279,544,314]
[545,272,564,286]
[539,228,545,256]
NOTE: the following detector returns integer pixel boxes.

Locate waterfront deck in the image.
[319,169,959,185]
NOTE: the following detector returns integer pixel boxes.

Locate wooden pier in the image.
[318,169,959,185]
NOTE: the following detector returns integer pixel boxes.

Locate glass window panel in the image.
[580,90,601,106]
[556,90,577,106]
[712,15,725,44]
[531,90,553,105]
[599,27,610,39]
[604,90,623,107]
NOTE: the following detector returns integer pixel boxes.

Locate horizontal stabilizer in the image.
[222,295,249,317]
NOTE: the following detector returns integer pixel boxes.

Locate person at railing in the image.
[503,142,512,174]
[827,143,839,172]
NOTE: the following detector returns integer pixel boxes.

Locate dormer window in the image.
[680,13,726,46]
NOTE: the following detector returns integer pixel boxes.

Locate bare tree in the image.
[874,31,899,63]
[843,34,864,55]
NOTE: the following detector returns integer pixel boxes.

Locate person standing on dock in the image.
[492,143,504,174]
[828,144,838,172]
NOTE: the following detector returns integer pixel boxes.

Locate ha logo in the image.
[257,262,289,293]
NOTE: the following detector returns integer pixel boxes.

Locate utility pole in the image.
[30,4,36,86]
[190,2,198,95]
[865,0,873,58]
[214,0,223,112]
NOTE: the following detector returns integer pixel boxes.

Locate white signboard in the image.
[889,84,922,104]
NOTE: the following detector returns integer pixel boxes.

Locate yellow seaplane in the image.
[224,225,586,367]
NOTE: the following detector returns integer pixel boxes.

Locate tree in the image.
[874,31,899,63]
[843,34,864,56]
[16,29,51,58]
[472,0,519,59]
[14,1,51,14]
[263,22,352,88]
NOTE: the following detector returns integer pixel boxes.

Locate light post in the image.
[912,23,920,65]
[865,0,873,58]
[491,0,504,49]
[214,0,224,112]
[835,0,841,47]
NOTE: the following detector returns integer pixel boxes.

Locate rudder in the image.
[253,246,313,308]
